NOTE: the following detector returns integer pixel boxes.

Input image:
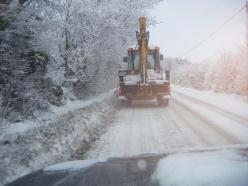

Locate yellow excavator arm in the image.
[138,17,149,84]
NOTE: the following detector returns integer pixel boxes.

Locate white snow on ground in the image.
[86,85,248,160]
[173,85,248,119]
[2,85,248,186]
[44,159,106,173]
[151,150,248,186]
[173,86,248,143]
[0,91,116,186]
[1,90,114,137]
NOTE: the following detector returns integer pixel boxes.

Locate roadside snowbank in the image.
[0,91,114,137]
[173,85,248,119]
[0,91,117,186]
[173,85,248,143]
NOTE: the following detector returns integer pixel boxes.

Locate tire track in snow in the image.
[84,97,242,159]
[173,92,248,143]
[174,90,248,127]
[172,100,241,145]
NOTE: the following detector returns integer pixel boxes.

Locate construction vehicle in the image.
[118,17,170,106]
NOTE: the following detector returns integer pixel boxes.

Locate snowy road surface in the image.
[85,86,248,159]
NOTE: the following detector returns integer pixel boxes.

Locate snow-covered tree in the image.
[0,0,162,121]
[172,47,248,96]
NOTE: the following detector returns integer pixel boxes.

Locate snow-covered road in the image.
[85,86,248,159]
[1,87,248,186]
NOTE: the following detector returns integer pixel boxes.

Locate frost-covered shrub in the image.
[0,24,51,122]
[24,0,162,96]
[172,48,248,96]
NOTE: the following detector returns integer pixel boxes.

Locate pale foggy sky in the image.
[149,0,247,62]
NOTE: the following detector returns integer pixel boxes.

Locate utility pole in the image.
[246,2,248,52]
[246,2,248,95]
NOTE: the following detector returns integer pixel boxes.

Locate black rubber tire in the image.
[157,97,169,107]
[164,98,169,106]
[126,98,132,106]
[120,100,125,106]
[157,96,163,106]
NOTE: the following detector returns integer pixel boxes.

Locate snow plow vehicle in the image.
[118,17,170,106]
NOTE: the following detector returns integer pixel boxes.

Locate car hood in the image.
[4,145,248,186]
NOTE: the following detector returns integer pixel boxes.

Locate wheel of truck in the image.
[126,98,132,106]
[157,96,163,106]
[164,98,169,106]
[120,100,125,106]
[157,97,169,106]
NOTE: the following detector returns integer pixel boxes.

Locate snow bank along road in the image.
[85,86,248,159]
[0,92,117,186]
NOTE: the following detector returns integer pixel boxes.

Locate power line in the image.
[182,5,246,58]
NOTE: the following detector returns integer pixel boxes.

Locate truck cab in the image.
[125,47,162,73]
